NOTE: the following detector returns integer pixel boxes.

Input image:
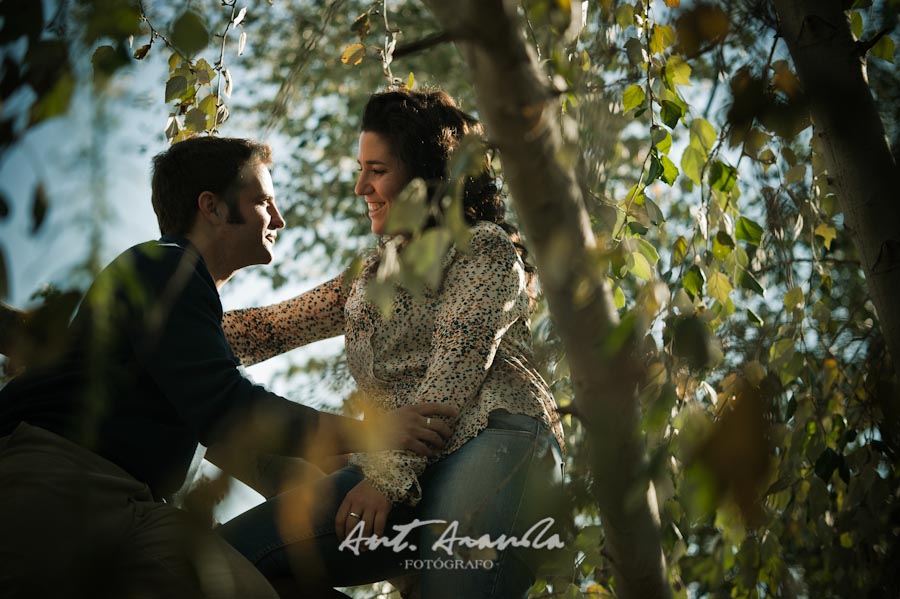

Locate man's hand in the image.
[336,479,392,541]
[370,403,457,456]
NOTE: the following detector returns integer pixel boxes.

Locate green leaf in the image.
[645,197,665,224]
[662,55,691,89]
[351,12,371,39]
[812,300,831,328]
[735,217,764,245]
[712,230,734,260]
[651,126,672,154]
[133,43,151,60]
[709,160,737,192]
[814,223,837,250]
[683,264,705,299]
[850,11,863,40]
[672,316,712,368]
[690,118,717,154]
[635,237,660,264]
[404,228,453,291]
[615,3,634,29]
[91,44,130,87]
[650,24,675,54]
[814,448,843,482]
[168,52,181,72]
[609,278,626,309]
[171,11,210,57]
[199,94,218,120]
[628,221,649,235]
[184,107,208,132]
[672,236,688,265]
[681,146,704,185]
[623,84,646,113]
[194,58,216,86]
[79,0,141,43]
[624,36,645,66]
[706,270,732,304]
[784,286,804,311]
[747,307,763,326]
[29,72,74,125]
[627,251,653,280]
[660,100,684,128]
[871,34,895,62]
[165,76,188,102]
[785,164,807,185]
[648,153,662,184]
[739,270,764,296]
[384,178,428,234]
[660,154,679,185]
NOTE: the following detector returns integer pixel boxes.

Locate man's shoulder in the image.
[91,239,212,305]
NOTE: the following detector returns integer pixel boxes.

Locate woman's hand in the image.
[370,403,457,456]
[336,479,393,543]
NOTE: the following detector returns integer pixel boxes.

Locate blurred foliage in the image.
[2,0,900,597]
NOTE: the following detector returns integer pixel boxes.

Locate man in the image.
[0,137,454,598]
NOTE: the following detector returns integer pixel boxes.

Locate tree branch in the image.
[857,25,893,55]
[391,30,454,60]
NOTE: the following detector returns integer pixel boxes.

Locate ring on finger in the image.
[425,417,432,428]
[349,512,362,519]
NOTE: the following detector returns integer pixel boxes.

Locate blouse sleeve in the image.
[349,223,528,506]
[222,273,348,366]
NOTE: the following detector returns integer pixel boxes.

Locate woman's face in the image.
[355,130,410,235]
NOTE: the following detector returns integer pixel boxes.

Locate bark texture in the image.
[774,0,900,442]
[423,1,671,597]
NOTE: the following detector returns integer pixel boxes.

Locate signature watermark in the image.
[338,516,565,557]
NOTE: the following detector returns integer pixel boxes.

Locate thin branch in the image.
[857,25,893,55]
[391,30,454,60]
[137,0,191,65]
[214,0,238,110]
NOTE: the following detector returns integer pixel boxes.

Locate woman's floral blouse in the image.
[222,221,565,506]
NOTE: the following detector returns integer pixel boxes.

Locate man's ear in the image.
[197,191,225,225]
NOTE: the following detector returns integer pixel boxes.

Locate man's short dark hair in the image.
[151,137,273,235]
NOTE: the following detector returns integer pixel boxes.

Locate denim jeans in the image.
[218,410,565,598]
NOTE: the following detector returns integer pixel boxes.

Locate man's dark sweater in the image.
[0,236,319,499]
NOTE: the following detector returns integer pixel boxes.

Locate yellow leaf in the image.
[706,270,732,305]
[341,43,366,66]
[824,357,839,393]
[406,71,415,90]
[814,223,837,250]
[664,0,681,6]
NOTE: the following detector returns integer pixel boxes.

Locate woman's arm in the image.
[222,274,347,366]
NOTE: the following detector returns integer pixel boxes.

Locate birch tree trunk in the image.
[422,1,671,597]
[773,0,900,445]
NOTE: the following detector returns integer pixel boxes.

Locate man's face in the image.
[223,161,285,269]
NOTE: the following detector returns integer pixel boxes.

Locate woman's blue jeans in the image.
[218,410,565,598]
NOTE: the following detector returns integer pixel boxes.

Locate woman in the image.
[218,89,565,598]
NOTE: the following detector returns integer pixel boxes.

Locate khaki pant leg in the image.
[0,424,278,599]
[118,499,278,599]
[0,425,141,598]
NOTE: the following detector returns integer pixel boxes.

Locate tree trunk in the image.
[773,0,900,444]
[422,1,671,597]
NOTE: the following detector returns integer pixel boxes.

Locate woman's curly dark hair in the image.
[360,88,536,293]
